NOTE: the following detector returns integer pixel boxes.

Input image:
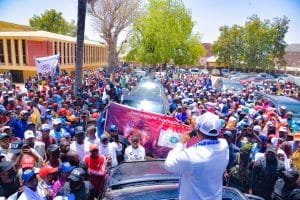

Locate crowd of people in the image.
[0,67,299,199]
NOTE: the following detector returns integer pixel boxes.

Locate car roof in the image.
[125,79,165,100]
[264,94,300,104]
[108,160,179,189]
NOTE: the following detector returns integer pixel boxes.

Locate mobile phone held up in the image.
[189,129,198,138]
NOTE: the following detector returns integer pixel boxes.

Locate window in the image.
[54,42,57,55]
[74,44,77,63]
[0,39,4,64]
[66,43,69,64]
[7,40,12,64]
[59,42,62,64]
[63,43,67,64]
[14,40,19,64]
[84,45,86,64]
[22,40,27,65]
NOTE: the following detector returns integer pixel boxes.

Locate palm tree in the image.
[74,0,87,96]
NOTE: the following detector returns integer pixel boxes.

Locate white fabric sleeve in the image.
[164,143,191,174]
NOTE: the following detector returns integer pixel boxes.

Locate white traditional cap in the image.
[53,119,62,125]
[253,125,262,133]
[196,112,221,136]
[279,126,288,132]
[24,130,35,140]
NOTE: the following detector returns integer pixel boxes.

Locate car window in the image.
[122,100,164,114]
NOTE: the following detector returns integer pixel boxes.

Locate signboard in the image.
[35,54,60,79]
[105,102,193,158]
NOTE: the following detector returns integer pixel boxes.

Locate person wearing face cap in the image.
[8,110,29,139]
[250,145,285,199]
[70,126,87,161]
[165,112,229,200]
[57,167,95,200]
[51,162,76,198]
[38,165,59,199]
[50,118,68,141]
[0,161,20,198]
[279,105,287,118]
[84,144,107,196]
[8,169,46,200]
[271,170,299,200]
[223,130,240,185]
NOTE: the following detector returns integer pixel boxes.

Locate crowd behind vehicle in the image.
[0,66,299,199]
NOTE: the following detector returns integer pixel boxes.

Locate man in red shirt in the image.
[84,144,107,197]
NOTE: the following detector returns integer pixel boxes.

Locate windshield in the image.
[223,82,244,91]
[122,100,164,114]
[284,103,300,118]
[190,69,199,72]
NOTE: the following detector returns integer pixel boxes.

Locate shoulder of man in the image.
[253,157,266,169]
[277,160,285,170]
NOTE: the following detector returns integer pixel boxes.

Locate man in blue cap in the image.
[52,162,75,198]
[9,169,46,199]
[108,124,130,163]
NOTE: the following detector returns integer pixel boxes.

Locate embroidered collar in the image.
[195,139,220,147]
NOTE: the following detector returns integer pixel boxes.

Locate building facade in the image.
[0,30,107,82]
[284,43,300,68]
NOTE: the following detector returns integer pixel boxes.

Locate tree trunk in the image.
[74,0,87,96]
[107,39,119,68]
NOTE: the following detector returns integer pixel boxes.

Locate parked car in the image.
[240,76,266,85]
[221,69,230,77]
[102,160,264,200]
[200,69,210,75]
[261,94,300,121]
[122,78,170,115]
[189,68,200,74]
[214,78,245,93]
[258,73,275,79]
[212,69,221,76]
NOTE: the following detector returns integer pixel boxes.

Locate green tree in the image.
[213,15,289,72]
[126,0,205,66]
[269,16,290,69]
[29,9,76,36]
[212,25,244,71]
[243,15,273,72]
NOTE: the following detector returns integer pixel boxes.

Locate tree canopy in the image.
[126,0,206,66]
[212,15,289,71]
[88,0,141,68]
[29,9,76,36]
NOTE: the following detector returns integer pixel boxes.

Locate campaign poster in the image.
[105,102,193,158]
[35,54,60,79]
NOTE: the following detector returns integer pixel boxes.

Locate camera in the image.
[189,129,198,137]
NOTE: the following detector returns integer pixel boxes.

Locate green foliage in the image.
[212,15,289,72]
[126,0,205,66]
[29,9,76,36]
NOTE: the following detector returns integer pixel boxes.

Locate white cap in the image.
[53,119,61,125]
[41,124,51,130]
[280,105,287,110]
[279,126,288,132]
[253,125,262,133]
[24,130,35,139]
[196,112,221,136]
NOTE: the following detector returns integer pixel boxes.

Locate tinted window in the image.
[122,99,163,114]
[0,39,4,64]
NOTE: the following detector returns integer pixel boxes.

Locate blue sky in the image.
[0,0,299,44]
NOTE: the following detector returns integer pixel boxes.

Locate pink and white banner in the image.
[105,102,194,158]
